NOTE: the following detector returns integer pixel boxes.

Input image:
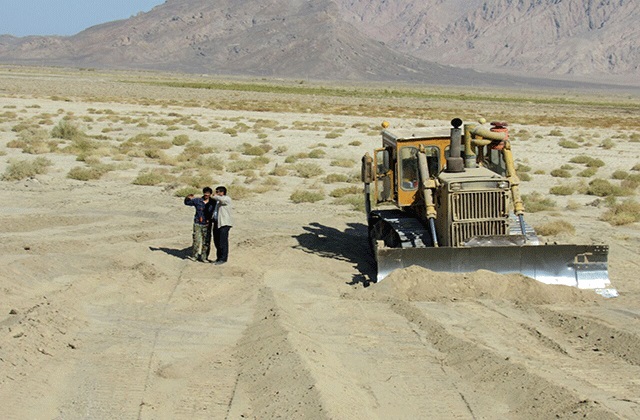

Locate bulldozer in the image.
[361,118,616,296]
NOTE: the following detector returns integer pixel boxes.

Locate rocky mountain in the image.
[0,0,637,86]
[339,0,640,81]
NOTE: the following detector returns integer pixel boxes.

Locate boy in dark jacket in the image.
[184,187,214,262]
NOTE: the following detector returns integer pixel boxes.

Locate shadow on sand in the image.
[149,246,192,260]
[293,222,376,286]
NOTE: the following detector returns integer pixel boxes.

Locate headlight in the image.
[497,181,510,189]
[450,183,461,191]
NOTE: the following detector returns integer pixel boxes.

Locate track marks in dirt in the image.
[386,299,620,419]
[536,307,640,366]
[231,287,326,419]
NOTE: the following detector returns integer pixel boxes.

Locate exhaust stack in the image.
[446,118,464,173]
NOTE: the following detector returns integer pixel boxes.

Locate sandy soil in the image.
[1,67,639,419]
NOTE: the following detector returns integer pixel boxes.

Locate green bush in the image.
[2,157,52,180]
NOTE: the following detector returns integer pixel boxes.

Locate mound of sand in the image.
[370,266,603,305]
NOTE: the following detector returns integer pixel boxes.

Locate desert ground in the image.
[1,67,639,419]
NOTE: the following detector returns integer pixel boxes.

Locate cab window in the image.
[400,147,418,190]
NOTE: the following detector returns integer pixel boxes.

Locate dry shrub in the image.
[67,166,106,181]
[566,200,581,210]
[172,134,189,146]
[330,186,361,198]
[621,177,639,191]
[178,141,215,163]
[600,138,615,149]
[549,184,575,195]
[274,145,288,155]
[269,165,289,176]
[330,158,356,168]
[308,148,326,158]
[133,169,175,186]
[558,139,580,149]
[570,155,604,168]
[611,170,629,180]
[174,186,200,197]
[324,173,349,183]
[522,192,556,212]
[120,133,172,155]
[295,162,324,178]
[261,176,280,187]
[51,120,85,140]
[241,143,269,156]
[587,178,631,197]
[600,199,640,225]
[517,172,532,181]
[534,220,576,236]
[550,168,572,178]
[586,158,605,168]
[2,157,52,180]
[333,194,365,212]
[290,190,325,203]
[229,184,253,200]
[178,171,214,188]
[577,167,597,177]
[252,119,279,130]
[8,128,55,154]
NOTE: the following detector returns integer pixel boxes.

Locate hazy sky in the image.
[0,1,165,37]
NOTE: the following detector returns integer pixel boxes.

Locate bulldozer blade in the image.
[375,244,615,296]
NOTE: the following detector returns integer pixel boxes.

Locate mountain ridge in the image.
[0,0,637,87]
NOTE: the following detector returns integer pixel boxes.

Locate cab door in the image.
[373,147,393,204]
